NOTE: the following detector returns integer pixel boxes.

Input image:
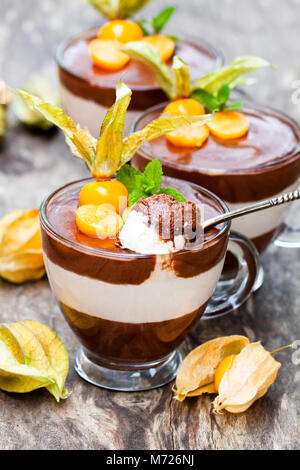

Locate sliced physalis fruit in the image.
[79,180,128,214]
[163,98,209,148]
[0,320,69,401]
[213,342,281,414]
[208,111,250,140]
[98,20,144,43]
[0,209,45,284]
[142,34,175,62]
[89,39,130,71]
[173,335,249,402]
[76,204,123,238]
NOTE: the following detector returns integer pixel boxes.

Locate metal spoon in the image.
[203,189,300,232]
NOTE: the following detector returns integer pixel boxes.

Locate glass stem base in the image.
[253,264,264,292]
[74,348,182,392]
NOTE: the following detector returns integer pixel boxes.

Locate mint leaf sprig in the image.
[117,159,186,206]
[137,6,178,39]
[192,84,243,113]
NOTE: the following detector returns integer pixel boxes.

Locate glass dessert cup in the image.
[132,102,300,290]
[56,29,223,137]
[40,177,259,392]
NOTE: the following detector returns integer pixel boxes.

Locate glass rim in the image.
[39,177,230,260]
[130,100,300,175]
[55,28,224,92]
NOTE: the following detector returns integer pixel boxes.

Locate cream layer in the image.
[44,254,224,324]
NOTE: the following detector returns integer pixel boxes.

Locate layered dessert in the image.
[56,4,222,136]
[41,177,228,364]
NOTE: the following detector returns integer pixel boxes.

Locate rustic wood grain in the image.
[0,0,299,450]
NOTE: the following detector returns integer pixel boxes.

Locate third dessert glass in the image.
[56,3,223,137]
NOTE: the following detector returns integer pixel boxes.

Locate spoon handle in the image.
[203,189,300,231]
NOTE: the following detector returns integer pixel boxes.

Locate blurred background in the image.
[1,0,300,213]
[1,0,300,117]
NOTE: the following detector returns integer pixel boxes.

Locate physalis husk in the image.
[0,209,45,283]
[174,335,282,414]
[0,320,70,401]
[174,336,249,401]
[213,342,281,414]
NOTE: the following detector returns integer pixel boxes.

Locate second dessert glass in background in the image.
[132,101,300,288]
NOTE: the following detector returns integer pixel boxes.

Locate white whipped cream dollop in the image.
[118,210,185,255]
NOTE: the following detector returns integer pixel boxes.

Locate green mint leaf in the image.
[192,88,221,112]
[223,101,244,111]
[116,164,144,192]
[152,6,176,33]
[143,159,163,194]
[137,19,151,36]
[128,189,147,207]
[217,84,231,105]
[157,187,186,202]
[167,35,180,42]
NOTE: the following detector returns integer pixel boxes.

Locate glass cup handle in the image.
[202,231,260,320]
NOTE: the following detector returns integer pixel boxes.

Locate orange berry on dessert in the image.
[163,99,209,147]
[214,354,237,392]
[89,39,130,71]
[79,180,129,215]
[76,204,123,238]
[208,111,250,140]
[166,125,210,148]
[142,34,175,62]
[163,99,206,117]
[98,20,144,43]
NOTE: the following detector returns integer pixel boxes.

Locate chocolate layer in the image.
[60,302,208,363]
[41,177,228,284]
[133,104,300,203]
[57,30,222,110]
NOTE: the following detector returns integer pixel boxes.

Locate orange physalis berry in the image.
[89,39,130,71]
[208,111,250,140]
[76,204,123,238]
[163,98,209,148]
[79,180,128,215]
[98,20,144,43]
[214,354,237,393]
[142,34,175,62]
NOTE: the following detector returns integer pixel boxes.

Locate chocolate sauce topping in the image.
[132,194,201,242]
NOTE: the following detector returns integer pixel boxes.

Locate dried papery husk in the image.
[174,383,217,402]
[86,0,151,19]
[0,320,69,401]
[13,80,213,180]
[213,342,281,414]
[0,209,45,283]
[174,336,249,401]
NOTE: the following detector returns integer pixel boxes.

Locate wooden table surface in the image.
[0,0,299,450]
